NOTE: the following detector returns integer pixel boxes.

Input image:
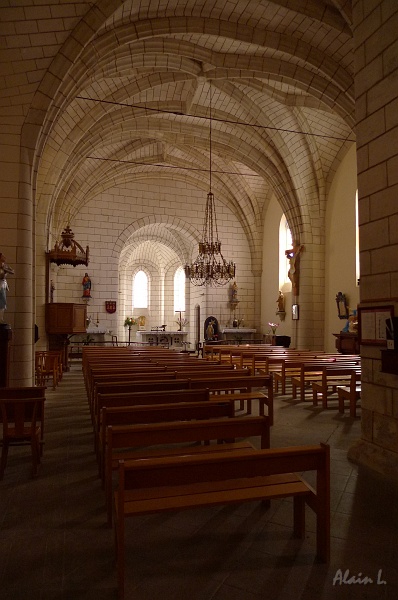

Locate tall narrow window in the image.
[133,270,148,309]
[279,215,293,289]
[355,190,360,285]
[174,267,185,312]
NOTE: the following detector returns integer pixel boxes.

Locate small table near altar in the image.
[136,330,188,347]
[221,328,257,341]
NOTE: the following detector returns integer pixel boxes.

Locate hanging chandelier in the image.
[184,83,236,286]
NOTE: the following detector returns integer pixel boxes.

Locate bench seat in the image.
[118,472,311,515]
[114,443,330,599]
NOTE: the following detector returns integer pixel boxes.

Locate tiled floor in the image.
[1,362,398,600]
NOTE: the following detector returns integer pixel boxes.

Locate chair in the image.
[41,351,61,389]
[35,351,45,386]
[0,397,45,479]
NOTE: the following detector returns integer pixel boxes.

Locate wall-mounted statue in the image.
[82,272,92,298]
[285,241,304,296]
[277,290,285,313]
[0,253,15,324]
[231,280,238,303]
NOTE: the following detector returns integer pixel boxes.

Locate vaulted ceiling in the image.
[31,0,354,266]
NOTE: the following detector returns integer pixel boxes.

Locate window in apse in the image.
[174,267,185,312]
[132,270,148,309]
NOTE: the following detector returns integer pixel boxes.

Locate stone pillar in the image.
[348,0,398,478]
[0,325,12,386]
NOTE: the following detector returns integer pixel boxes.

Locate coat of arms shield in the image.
[105,300,116,314]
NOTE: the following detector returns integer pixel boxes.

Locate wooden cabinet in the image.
[333,332,359,354]
[46,303,87,334]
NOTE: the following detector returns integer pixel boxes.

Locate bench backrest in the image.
[108,415,271,456]
[188,375,271,391]
[119,443,329,492]
[321,366,361,382]
[102,400,234,432]
[98,387,210,410]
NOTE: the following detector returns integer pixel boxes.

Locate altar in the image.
[136,330,188,347]
[221,328,257,341]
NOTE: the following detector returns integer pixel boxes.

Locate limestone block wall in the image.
[51,178,255,346]
[349,0,398,477]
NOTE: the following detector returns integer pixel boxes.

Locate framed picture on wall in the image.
[292,304,299,320]
[358,305,394,345]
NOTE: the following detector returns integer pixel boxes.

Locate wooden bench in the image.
[337,371,362,417]
[88,366,248,413]
[272,357,330,395]
[312,366,361,409]
[189,374,273,422]
[114,441,330,599]
[86,365,171,401]
[92,374,273,426]
[89,373,182,421]
[290,360,360,403]
[96,388,211,458]
[106,414,270,525]
[99,399,235,479]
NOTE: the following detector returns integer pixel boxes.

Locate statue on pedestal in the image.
[0,253,14,324]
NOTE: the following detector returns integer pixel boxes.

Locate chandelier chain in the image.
[185,80,236,287]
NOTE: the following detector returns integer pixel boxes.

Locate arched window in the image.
[355,190,360,285]
[279,215,293,289]
[132,270,148,309]
[174,267,185,312]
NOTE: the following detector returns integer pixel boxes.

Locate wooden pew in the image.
[337,371,362,417]
[290,360,360,403]
[107,414,271,525]
[89,372,179,420]
[272,356,330,394]
[312,366,361,409]
[92,372,273,430]
[96,388,212,458]
[114,441,330,599]
[86,365,170,399]
[189,374,273,422]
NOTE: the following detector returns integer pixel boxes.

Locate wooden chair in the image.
[35,351,46,386]
[41,351,61,389]
[0,397,45,479]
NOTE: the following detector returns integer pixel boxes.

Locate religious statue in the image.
[0,253,15,324]
[50,280,55,303]
[276,290,285,313]
[231,280,238,303]
[206,319,215,340]
[285,241,304,296]
[82,273,92,298]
